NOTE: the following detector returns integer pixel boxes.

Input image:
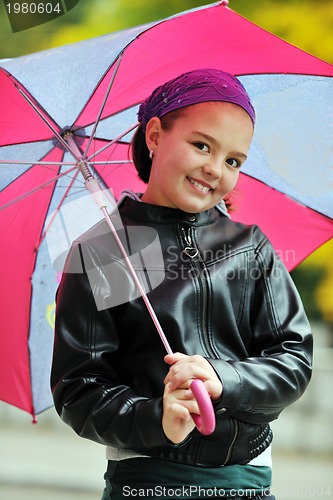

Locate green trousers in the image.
[101,458,275,500]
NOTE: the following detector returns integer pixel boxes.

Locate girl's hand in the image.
[164,352,223,401]
[162,382,197,443]
[162,353,223,443]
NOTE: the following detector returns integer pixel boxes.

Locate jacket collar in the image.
[117,191,227,226]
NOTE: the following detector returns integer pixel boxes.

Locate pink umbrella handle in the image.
[190,379,216,435]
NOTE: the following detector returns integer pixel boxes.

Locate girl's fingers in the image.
[165,357,212,385]
[164,384,200,415]
[164,352,187,366]
[166,400,200,417]
[164,354,223,400]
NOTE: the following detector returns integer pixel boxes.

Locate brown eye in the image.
[193,142,210,153]
[226,158,241,169]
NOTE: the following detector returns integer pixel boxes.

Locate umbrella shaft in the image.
[101,206,173,356]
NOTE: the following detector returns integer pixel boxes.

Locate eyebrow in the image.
[191,131,248,160]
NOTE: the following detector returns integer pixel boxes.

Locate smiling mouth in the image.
[187,177,213,193]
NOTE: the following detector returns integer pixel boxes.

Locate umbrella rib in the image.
[17,86,79,160]
[0,166,77,211]
[0,160,76,166]
[92,160,133,165]
[83,53,123,159]
[87,124,138,162]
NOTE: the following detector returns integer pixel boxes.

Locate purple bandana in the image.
[138,68,255,131]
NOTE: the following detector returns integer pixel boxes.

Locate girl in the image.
[51,69,312,499]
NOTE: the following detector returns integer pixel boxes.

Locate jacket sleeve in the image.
[51,240,171,450]
[209,226,313,424]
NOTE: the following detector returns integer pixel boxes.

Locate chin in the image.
[178,199,214,214]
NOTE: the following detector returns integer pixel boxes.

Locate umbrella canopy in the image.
[0,1,332,419]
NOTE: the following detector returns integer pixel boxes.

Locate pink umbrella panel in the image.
[0,1,332,419]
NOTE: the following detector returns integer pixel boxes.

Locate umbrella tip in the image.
[220,0,229,5]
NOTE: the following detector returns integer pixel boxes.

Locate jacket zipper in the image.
[223,419,239,465]
[182,227,198,259]
[182,228,239,463]
[181,226,217,359]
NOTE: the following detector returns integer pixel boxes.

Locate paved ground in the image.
[1,409,332,499]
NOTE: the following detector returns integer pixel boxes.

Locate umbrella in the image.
[0,1,332,420]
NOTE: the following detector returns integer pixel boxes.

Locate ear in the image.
[145,117,162,151]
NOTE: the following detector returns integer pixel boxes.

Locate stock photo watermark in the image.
[45,189,166,310]
[122,485,333,500]
[122,485,274,498]
[121,484,332,498]
[45,187,299,312]
[2,0,80,32]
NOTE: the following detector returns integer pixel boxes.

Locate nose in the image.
[202,161,222,180]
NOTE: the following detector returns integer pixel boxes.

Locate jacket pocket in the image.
[229,421,273,465]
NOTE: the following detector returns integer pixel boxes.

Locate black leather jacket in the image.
[51,196,312,467]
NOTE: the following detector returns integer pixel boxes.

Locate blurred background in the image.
[0,0,332,498]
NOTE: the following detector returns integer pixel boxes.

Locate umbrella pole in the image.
[66,133,173,352]
[93,181,216,436]
[65,134,215,435]
[87,175,174,355]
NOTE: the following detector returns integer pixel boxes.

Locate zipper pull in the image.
[182,227,198,259]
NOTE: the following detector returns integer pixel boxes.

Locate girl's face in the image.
[142,101,254,213]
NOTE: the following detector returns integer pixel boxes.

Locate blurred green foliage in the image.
[1,0,332,62]
[0,0,332,323]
